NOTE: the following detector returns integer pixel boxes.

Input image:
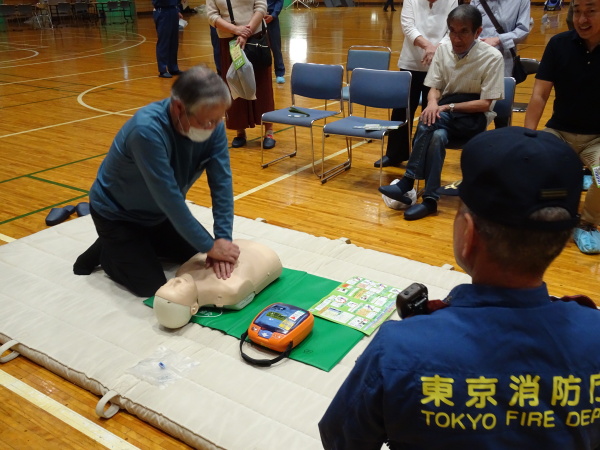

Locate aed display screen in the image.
[255,303,309,334]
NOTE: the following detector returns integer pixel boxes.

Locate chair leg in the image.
[261,124,297,168]
[319,135,352,184]
[379,139,385,186]
[310,126,318,178]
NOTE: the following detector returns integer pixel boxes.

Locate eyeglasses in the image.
[449,29,475,38]
[186,111,225,130]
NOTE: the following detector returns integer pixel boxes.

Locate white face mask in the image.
[186,126,214,142]
[179,109,215,143]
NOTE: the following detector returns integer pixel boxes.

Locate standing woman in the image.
[472,0,530,127]
[376,0,458,168]
[207,0,277,149]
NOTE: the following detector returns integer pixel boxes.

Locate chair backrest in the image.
[348,68,411,112]
[73,2,88,12]
[15,4,34,16]
[291,62,344,102]
[493,77,516,126]
[520,58,540,76]
[345,45,391,82]
[0,4,16,18]
[56,2,72,13]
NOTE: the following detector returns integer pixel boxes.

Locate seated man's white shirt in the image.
[425,40,505,123]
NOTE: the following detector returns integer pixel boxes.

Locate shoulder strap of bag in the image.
[478,0,517,58]
[224,0,236,25]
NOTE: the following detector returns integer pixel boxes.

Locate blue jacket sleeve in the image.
[205,124,234,241]
[267,0,283,18]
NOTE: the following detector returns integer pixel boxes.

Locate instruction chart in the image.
[309,276,399,335]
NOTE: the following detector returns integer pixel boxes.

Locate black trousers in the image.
[90,206,197,297]
[385,69,429,163]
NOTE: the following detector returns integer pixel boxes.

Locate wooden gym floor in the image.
[0,4,598,448]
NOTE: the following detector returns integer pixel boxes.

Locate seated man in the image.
[379,4,504,221]
[319,126,600,448]
[154,239,283,328]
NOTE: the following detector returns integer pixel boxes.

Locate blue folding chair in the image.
[342,45,392,115]
[261,62,344,178]
[321,68,412,184]
[512,59,539,112]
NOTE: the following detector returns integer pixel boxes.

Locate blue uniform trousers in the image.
[153,7,180,74]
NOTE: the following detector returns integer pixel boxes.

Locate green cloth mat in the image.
[144,268,365,372]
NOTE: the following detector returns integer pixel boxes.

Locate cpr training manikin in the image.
[154,239,283,328]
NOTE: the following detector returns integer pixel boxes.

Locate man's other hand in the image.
[206,239,240,279]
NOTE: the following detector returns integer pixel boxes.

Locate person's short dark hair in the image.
[447,4,482,32]
[458,126,583,274]
[460,203,574,274]
[171,65,231,113]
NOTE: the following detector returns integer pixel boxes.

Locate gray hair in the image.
[447,4,483,32]
[171,65,231,113]
[460,203,573,276]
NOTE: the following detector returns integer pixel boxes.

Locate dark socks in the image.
[422,197,438,212]
[397,177,415,192]
[73,239,102,275]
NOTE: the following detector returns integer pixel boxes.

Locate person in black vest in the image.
[153,0,183,78]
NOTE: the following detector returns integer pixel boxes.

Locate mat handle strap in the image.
[96,390,120,418]
[0,339,20,363]
[239,331,293,367]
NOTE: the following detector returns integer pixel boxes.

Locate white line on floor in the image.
[0,369,139,449]
[0,233,16,243]
[234,141,366,201]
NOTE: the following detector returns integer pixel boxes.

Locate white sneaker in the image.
[382,179,417,210]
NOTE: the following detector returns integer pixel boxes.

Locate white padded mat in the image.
[0,203,470,449]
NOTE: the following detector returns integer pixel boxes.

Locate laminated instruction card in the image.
[309,276,399,335]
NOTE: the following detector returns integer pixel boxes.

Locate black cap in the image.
[458,127,582,231]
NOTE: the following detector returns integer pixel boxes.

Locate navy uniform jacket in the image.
[319,283,600,449]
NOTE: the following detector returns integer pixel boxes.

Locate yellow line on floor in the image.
[0,369,139,449]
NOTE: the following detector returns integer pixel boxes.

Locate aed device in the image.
[240,303,314,367]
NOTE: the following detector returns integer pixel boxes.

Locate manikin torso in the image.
[154,239,283,328]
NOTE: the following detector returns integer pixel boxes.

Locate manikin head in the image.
[154,273,200,328]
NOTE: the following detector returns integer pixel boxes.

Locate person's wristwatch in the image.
[449,103,455,113]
